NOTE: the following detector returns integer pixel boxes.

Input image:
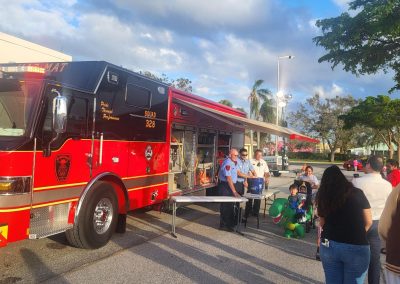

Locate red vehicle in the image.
[343,159,363,171]
[0,61,314,248]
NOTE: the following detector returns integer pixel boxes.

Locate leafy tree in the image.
[171,78,193,93]
[218,99,233,107]
[139,71,193,92]
[235,107,247,117]
[313,0,400,93]
[341,95,400,159]
[139,71,169,83]
[248,80,271,120]
[289,94,358,161]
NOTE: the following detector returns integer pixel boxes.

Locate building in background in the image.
[0,32,71,63]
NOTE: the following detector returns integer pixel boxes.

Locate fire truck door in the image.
[90,88,128,178]
[30,88,92,238]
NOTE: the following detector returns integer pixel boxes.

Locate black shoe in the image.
[219,226,234,232]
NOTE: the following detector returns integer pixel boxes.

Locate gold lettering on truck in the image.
[144,110,157,118]
[100,101,120,121]
[144,111,156,128]
[145,119,156,128]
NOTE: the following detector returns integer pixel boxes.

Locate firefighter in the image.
[218,148,241,231]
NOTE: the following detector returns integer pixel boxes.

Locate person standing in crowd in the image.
[379,184,400,283]
[352,155,392,284]
[298,165,319,190]
[244,149,270,218]
[317,165,372,284]
[218,148,240,231]
[386,159,400,188]
[236,148,256,196]
[354,158,359,172]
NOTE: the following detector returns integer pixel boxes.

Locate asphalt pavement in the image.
[0,163,363,284]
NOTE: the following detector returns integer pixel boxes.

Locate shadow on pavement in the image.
[20,248,69,284]
[125,211,323,284]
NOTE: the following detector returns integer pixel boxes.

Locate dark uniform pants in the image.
[219,181,236,228]
[235,182,245,196]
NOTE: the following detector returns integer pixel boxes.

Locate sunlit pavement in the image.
[0,164,377,284]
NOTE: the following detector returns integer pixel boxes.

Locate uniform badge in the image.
[145,145,153,161]
[225,165,231,171]
[55,154,71,181]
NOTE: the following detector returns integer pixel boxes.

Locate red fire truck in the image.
[0,61,315,249]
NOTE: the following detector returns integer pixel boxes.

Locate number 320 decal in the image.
[145,119,156,128]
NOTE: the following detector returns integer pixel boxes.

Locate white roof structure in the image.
[0,32,71,63]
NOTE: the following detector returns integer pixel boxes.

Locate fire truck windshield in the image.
[0,78,40,137]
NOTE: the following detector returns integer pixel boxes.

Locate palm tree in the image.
[248,80,272,120]
[259,99,276,123]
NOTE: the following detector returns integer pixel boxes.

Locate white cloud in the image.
[332,0,350,10]
[0,1,75,38]
[313,83,345,98]
[114,0,267,28]
[0,0,398,113]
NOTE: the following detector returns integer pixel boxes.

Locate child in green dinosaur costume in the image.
[269,195,313,238]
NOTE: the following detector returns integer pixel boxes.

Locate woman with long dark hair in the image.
[317,165,372,284]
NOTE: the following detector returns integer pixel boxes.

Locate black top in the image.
[321,187,371,245]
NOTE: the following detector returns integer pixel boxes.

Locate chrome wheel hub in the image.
[93,198,113,234]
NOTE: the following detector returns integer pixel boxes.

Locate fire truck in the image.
[0,61,315,249]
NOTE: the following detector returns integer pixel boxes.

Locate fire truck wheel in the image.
[66,182,118,249]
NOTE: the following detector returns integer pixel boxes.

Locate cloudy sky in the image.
[1,0,399,113]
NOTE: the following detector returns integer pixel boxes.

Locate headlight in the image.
[0,177,31,195]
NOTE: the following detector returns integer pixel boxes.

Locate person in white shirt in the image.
[298,165,319,190]
[244,149,270,218]
[352,155,392,284]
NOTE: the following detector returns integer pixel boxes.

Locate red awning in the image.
[173,96,319,143]
[289,134,319,143]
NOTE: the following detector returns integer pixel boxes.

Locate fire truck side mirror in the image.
[43,90,68,157]
[52,91,68,134]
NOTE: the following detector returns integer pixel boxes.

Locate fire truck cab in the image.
[0,62,171,248]
[0,61,316,249]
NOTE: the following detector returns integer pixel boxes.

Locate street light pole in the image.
[275,55,294,156]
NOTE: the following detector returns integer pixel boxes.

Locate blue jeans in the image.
[320,240,370,284]
[366,221,381,284]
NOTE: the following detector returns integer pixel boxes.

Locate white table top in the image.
[244,190,281,199]
[171,196,248,203]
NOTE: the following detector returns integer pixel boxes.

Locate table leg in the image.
[264,197,267,218]
[235,203,245,236]
[171,201,177,238]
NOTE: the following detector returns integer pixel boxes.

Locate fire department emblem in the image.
[145,145,153,161]
[55,155,71,181]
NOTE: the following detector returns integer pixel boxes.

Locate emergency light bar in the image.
[0,66,45,74]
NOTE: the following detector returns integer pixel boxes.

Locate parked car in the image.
[343,159,363,171]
